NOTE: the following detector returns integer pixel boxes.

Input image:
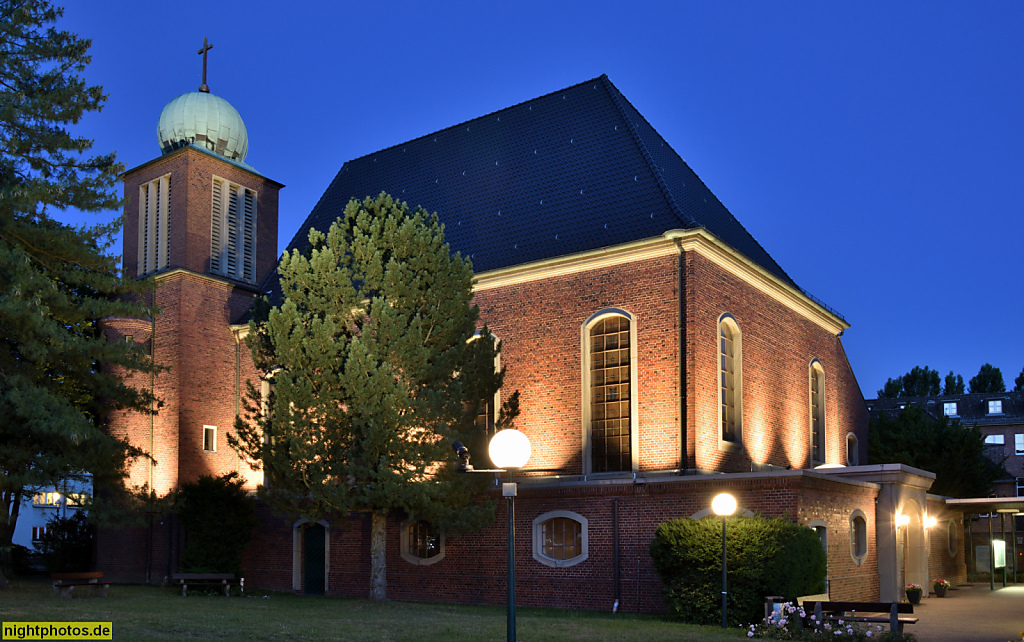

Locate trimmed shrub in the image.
[36,512,94,573]
[650,514,826,626]
[175,473,257,574]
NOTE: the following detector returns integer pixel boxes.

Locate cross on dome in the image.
[197,37,213,93]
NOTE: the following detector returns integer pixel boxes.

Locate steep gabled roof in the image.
[264,75,795,306]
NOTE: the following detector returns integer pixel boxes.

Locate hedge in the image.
[649,514,826,626]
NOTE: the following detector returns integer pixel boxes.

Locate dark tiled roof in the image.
[866,391,1024,426]
[262,76,794,300]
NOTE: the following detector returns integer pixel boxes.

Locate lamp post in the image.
[452,430,532,641]
[712,493,737,629]
[488,429,531,642]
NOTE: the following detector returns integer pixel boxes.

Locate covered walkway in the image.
[909,583,1024,642]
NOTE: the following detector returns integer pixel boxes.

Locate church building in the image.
[98,65,968,610]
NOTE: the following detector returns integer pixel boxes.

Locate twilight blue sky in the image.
[58,1,1023,398]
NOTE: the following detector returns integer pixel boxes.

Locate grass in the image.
[0,578,746,641]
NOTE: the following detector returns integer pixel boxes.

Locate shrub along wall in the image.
[650,515,826,626]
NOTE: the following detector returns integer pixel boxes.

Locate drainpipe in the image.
[613,499,620,612]
[235,334,241,474]
[674,238,686,473]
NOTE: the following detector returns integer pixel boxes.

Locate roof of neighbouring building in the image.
[866,390,1024,427]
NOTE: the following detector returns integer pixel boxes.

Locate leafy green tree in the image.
[232,193,517,601]
[944,371,965,395]
[0,1,159,588]
[969,363,1005,394]
[1013,367,1024,392]
[868,406,1005,497]
[877,365,941,398]
[175,473,257,575]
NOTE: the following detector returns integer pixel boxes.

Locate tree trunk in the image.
[369,510,387,601]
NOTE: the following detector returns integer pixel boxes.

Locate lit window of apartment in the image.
[984,434,1005,445]
[32,492,61,507]
[988,400,1003,415]
[66,493,91,508]
[943,402,957,417]
[1016,434,1024,456]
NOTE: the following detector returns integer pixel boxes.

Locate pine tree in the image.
[232,193,518,601]
[943,371,965,395]
[968,363,1005,394]
[868,406,1005,498]
[0,1,159,586]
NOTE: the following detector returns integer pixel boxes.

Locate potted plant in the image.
[905,583,923,604]
[933,578,950,597]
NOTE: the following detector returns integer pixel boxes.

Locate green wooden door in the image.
[304,524,325,595]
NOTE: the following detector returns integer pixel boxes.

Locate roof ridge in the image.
[599,76,696,229]
[340,75,610,168]
[603,78,796,287]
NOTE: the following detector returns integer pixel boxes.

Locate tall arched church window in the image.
[210,175,257,283]
[718,315,742,450]
[810,360,826,466]
[583,310,638,473]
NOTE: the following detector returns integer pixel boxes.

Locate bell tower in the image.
[109,39,281,497]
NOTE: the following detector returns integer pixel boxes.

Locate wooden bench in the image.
[806,601,918,633]
[171,572,235,596]
[52,572,110,599]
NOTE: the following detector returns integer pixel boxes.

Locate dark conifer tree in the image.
[0,1,159,586]
[233,193,518,601]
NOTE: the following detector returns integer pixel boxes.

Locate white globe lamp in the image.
[489,429,531,469]
[712,493,737,517]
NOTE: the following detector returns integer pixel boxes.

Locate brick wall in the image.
[240,472,880,612]
[683,251,867,473]
[473,253,682,475]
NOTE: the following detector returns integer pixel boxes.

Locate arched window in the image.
[719,315,742,449]
[583,310,637,473]
[810,361,825,466]
[846,433,859,466]
[533,510,589,568]
[400,518,445,566]
[850,510,868,565]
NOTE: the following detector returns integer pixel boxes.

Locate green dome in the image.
[157,91,248,161]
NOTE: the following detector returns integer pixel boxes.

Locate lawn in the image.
[0,579,746,641]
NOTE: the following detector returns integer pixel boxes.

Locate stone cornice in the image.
[473,228,850,335]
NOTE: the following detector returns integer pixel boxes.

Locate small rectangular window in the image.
[943,402,957,417]
[1016,434,1024,456]
[1018,478,1024,497]
[988,400,1003,414]
[984,434,1005,446]
[32,526,47,542]
[203,425,217,452]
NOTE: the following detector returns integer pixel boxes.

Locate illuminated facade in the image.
[99,75,966,608]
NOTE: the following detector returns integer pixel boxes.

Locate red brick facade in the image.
[98,142,963,612]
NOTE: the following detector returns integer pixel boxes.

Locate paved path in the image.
[909,583,1024,642]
